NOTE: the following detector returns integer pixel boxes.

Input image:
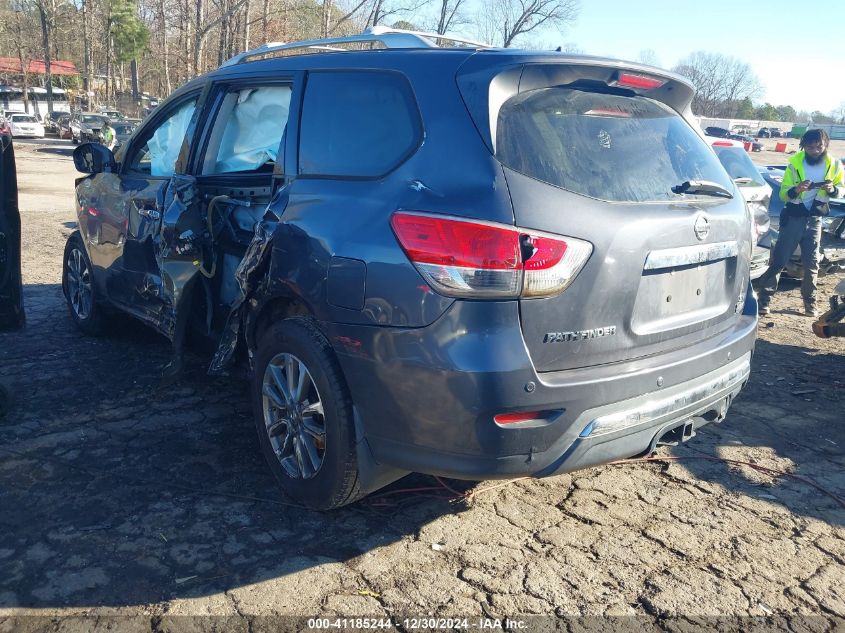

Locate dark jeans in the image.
[757,213,821,309]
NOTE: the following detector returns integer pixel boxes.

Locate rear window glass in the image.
[496,88,733,202]
[712,146,765,187]
[298,71,421,178]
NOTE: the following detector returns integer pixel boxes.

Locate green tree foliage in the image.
[110,0,149,63]
[810,111,835,124]
[753,102,778,121]
[775,105,796,122]
[737,97,754,118]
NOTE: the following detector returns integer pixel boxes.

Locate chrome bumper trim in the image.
[645,240,739,270]
[582,352,751,438]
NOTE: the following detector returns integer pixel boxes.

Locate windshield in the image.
[82,115,106,125]
[713,146,766,187]
[11,115,37,123]
[496,88,733,202]
[113,124,134,134]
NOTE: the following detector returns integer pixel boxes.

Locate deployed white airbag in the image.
[214,87,291,173]
[148,100,196,176]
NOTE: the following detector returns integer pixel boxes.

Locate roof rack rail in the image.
[220,26,492,67]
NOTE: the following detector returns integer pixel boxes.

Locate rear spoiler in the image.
[456,54,695,155]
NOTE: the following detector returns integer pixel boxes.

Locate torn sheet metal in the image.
[145,174,205,341]
[209,189,286,374]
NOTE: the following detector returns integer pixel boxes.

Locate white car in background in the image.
[7,114,45,139]
[705,135,772,279]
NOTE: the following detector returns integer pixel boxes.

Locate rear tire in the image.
[251,317,362,510]
[62,234,103,335]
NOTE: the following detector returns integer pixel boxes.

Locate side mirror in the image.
[73,143,116,174]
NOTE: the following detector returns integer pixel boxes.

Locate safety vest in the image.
[780,150,844,204]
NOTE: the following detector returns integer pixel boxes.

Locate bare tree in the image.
[33,0,57,112]
[672,51,763,118]
[474,0,578,48]
[636,48,660,67]
[833,101,845,124]
[433,0,466,34]
[1,0,38,113]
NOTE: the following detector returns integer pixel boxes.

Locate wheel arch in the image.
[246,292,313,360]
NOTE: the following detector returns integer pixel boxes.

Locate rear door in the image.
[0,135,24,330]
[491,77,751,372]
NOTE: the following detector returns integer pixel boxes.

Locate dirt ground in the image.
[750,137,845,170]
[1,137,844,631]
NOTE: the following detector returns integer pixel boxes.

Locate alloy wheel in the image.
[66,247,92,320]
[261,353,326,480]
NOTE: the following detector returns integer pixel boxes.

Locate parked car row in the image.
[728,134,763,152]
[0,113,45,139]
[0,108,136,143]
[703,127,768,151]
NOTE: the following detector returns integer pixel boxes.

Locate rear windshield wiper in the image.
[671,180,734,199]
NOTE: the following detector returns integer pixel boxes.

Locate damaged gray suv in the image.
[64,27,757,509]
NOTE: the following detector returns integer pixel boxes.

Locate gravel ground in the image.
[1,137,843,631]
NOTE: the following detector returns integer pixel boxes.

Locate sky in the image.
[497,0,843,115]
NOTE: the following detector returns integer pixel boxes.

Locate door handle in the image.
[138,208,161,220]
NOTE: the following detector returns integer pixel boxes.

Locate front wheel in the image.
[251,318,362,510]
[62,235,103,335]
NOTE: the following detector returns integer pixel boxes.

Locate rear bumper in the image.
[326,295,757,480]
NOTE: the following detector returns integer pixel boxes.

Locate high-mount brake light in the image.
[584,107,632,118]
[391,212,592,299]
[613,72,666,90]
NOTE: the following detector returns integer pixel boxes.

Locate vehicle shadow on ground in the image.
[667,336,845,528]
[0,284,474,609]
[1,285,843,609]
[35,146,74,157]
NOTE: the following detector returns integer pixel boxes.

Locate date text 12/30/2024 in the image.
[307,618,527,630]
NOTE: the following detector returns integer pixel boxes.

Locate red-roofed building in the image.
[0,58,79,76]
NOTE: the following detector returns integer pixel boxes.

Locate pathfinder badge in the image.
[544,326,617,343]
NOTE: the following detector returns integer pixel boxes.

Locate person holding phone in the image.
[756,129,844,317]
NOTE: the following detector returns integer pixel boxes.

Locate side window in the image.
[127,98,197,176]
[298,71,421,178]
[202,85,291,175]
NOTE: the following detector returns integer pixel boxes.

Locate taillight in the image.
[390,212,592,299]
[521,232,592,298]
